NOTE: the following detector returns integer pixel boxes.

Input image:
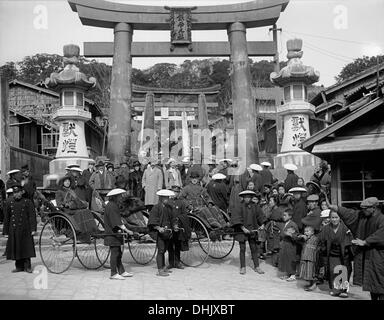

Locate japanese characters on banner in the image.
[56,120,88,158]
[281,114,310,153]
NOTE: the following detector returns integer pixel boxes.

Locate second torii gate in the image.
[68,0,289,165]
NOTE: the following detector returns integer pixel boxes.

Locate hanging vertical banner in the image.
[181,111,190,158]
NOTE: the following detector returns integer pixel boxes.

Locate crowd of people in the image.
[1,157,383,300]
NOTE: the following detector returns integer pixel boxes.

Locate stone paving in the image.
[0,243,370,300]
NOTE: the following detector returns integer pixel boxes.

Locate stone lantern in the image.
[270,38,320,181]
[45,44,96,175]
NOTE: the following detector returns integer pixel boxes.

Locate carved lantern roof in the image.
[270,38,320,87]
[45,44,96,91]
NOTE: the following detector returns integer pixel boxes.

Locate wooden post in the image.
[0,77,10,181]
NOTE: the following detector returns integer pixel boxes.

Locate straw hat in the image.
[106,188,127,197]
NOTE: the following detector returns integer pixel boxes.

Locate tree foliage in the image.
[335,55,384,83]
[1,54,286,111]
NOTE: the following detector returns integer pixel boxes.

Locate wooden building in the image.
[301,69,384,209]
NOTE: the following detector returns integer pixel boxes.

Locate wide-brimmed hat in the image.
[106,162,114,169]
[181,157,190,164]
[260,162,272,167]
[106,188,127,197]
[249,164,262,171]
[306,181,321,192]
[307,194,319,202]
[7,169,20,175]
[95,160,105,168]
[219,158,232,164]
[289,187,307,193]
[282,192,294,199]
[67,164,80,169]
[69,167,83,173]
[212,173,226,180]
[239,190,256,197]
[6,188,13,194]
[307,194,320,202]
[284,163,298,171]
[88,159,95,165]
[360,197,379,208]
[156,189,175,197]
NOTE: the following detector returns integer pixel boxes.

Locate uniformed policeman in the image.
[2,185,37,273]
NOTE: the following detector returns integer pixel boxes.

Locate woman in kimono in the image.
[278,208,299,281]
[231,190,267,275]
[317,210,353,297]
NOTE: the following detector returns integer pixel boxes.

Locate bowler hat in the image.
[95,160,105,168]
[307,194,320,202]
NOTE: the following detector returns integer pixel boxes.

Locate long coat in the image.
[142,166,163,206]
[284,172,299,192]
[292,197,307,232]
[103,200,124,247]
[206,180,228,212]
[260,168,274,188]
[3,197,37,260]
[89,170,109,190]
[128,169,144,199]
[338,206,384,294]
[279,220,299,274]
[230,201,266,242]
[228,176,243,216]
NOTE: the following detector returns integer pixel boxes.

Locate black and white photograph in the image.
[0,0,383,304]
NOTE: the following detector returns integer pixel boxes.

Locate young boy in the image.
[230,190,267,275]
[278,209,299,281]
[148,189,177,276]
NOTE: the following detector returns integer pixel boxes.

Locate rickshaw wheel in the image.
[76,213,110,270]
[207,233,235,259]
[127,234,157,265]
[180,215,210,267]
[39,214,76,274]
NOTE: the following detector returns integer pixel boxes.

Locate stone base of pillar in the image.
[272,151,321,183]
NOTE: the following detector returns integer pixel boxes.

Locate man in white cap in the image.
[284,164,299,192]
[231,190,267,275]
[104,188,133,280]
[240,164,263,193]
[328,197,384,300]
[206,173,229,212]
[148,189,177,276]
[260,161,274,189]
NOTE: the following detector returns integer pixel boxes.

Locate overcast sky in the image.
[0,0,383,87]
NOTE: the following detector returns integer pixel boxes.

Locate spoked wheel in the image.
[39,214,76,274]
[76,214,110,270]
[207,232,235,259]
[180,215,210,267]
[127,234,157,265]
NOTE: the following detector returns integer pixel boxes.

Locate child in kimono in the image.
[278,209,299,281]
[298,226,319,291]
[230,190,267,275]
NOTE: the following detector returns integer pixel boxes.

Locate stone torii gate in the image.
[68,0,289,165]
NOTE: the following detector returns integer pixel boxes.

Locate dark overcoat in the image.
[338,206,384,294]
[230,201,266,242]
[206,180,228,212]
[3,197,37,260]
[103,201,124,246]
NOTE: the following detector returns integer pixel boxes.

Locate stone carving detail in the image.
[166,7,196,52]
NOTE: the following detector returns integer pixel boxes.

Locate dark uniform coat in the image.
[2,197,37,260]
[206,180,228,212]
[284,172,299,192]
[230,201,266,242]
[148,202,177,240]
[103,201,124,247]
[292,198,307,232]
[338,206,384,294]
[260,168,273,188]
[169,197,191,250]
